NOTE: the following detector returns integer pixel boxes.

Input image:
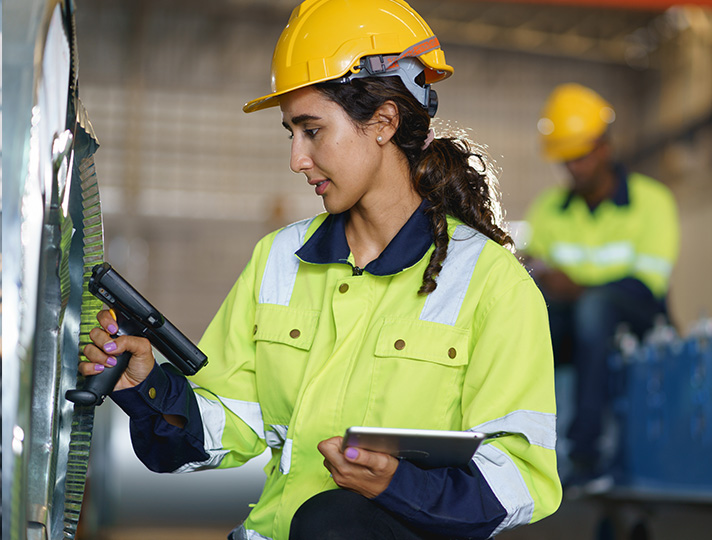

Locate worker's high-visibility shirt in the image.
[113,204,561,540]
[524,168,679,299]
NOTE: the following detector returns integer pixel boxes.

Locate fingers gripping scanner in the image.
[65,263,208,406]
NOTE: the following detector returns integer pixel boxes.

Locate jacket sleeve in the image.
[111,363,210,473]
[112,237,274,473]
[630,178,679,299]
[373,459,507,539]
[375,271,561,539]
[185,240,271,469]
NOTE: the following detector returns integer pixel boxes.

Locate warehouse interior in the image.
[32,0,712,538]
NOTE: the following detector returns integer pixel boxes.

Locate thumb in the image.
[344,446,360,462]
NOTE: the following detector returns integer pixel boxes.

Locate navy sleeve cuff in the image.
[374,460,507,539]
[110,363,209,472]
[111,362,172,417]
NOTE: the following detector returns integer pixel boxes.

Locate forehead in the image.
[279,86,344,125]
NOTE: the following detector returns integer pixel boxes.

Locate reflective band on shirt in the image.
[174,392,229,472]
[420,226,488,326]
[280,438,293,474]
[550,241,634,267]
[218,395,266,439]
[265,424,289,449]
[259,217,315,306]
[474,443,535,536]
[228,525,273,540]
[472,410,557,450]
[635,254,673,278]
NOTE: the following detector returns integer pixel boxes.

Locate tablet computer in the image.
[342,426,491,469]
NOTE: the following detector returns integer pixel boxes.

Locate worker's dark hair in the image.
[315,75,513,295]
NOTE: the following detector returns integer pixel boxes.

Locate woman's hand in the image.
[80,309,156,391]
[318,436,399,499]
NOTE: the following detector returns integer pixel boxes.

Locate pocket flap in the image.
[375,319,469,366]
[253,304,319,351]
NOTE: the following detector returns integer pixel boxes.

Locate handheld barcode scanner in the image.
[65,262,208,406]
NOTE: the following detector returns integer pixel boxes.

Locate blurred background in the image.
[66,0,711,538]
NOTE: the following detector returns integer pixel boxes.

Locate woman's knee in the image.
[289,490,374,540]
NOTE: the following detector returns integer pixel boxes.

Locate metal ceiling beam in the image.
[493,0,712,11]
[427,15,654,66]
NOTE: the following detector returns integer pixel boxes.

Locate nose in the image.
[289,138,313,174]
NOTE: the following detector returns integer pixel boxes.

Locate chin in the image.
[322,199,351,215]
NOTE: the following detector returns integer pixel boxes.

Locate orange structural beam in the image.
[494,0,712,11]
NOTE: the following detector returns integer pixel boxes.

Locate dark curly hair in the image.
[315,75,513,295]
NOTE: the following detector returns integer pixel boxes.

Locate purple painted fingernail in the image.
[94,364,105,372]
[345,447,359,460]
[103,341,117,353]
[107,324,118,335]
[106,357,117,367]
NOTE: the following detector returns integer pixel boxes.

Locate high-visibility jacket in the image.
[524,167,679,299]
[113,204,561,540]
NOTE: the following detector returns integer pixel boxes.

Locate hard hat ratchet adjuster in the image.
[337,55,439,117]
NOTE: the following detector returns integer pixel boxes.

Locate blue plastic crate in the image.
[609,331,712,496]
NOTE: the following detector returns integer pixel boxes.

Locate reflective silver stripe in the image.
[265,424,289,449]
[259,217,315,305]
[246,530,272,540]
[173,451,228,473]
[420,226,488,326]
[229,525,273,540]
[172,393,230,472]
[472,410,557,450]
[280,438,293,474]
[188,381,265,438]
[635,254,672,278]
[473,443,535,536]
[550,241,634,267]
[219,395,266,439]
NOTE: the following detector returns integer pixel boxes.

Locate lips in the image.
[311,179,330,196]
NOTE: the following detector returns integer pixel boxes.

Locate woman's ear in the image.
[373,100,400,144]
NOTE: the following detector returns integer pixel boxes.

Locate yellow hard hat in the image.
[537,83,616,162]
[243,0,453,114]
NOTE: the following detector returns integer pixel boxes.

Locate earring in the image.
[376,135,383,143]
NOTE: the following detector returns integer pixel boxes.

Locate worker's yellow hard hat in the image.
[243,0,453,114]
[537,83,616,162]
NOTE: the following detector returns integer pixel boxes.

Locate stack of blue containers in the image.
[609,318,712,497]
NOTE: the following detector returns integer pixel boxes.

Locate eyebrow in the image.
[282,114,322,130]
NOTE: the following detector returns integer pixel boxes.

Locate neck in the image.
[582,167,617,208]
[345,162,422,268]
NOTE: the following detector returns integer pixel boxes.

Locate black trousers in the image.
[289,489,452,540]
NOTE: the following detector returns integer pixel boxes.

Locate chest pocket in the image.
[253,304,320,423]
[367,319,469,428]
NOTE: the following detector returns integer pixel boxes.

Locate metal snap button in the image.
[339,283,349,293]
[148,387,157,399]
[290,329,301,339]
[394,339,406,350]
[448,347,457,359]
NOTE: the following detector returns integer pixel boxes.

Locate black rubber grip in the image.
[65,350,131,406]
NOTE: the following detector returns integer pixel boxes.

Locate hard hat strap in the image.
[385,36,442,69]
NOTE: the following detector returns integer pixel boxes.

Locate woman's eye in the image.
[304,128,319,138]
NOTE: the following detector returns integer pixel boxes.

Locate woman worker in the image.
[82,1,562,538]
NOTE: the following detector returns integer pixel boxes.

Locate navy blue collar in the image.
[296,200,433,276]
[561,163,630,212]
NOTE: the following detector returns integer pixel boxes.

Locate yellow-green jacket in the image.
[114,205,561,540]
[525,169,679,299]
